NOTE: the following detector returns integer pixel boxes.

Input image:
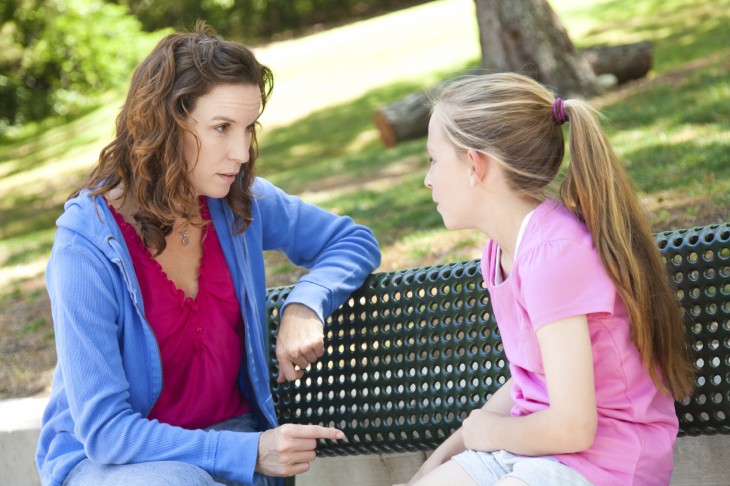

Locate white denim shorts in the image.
[452,449,594,486]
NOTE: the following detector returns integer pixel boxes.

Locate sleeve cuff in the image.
[213,430,262,485]
[282,279,333,323]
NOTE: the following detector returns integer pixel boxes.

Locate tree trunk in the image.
[474,0,597,97]
[373,41,654,147]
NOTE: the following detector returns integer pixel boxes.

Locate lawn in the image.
[1,0,728,399]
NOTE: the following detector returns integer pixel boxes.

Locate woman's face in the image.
[424,113,475,230]
[182,83,262,198]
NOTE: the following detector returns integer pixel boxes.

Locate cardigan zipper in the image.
[107,235,164,413]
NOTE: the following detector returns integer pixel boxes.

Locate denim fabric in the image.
[62,414,277,486]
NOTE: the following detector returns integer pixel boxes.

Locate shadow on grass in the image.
[0,169,88,268]
[319,169,443,247]
[572,0,730,73]
[259,79,429,175]
[0,95,118,166]
[257,59,481,187]
[624,139,730,195]
[600,59,730,130]
[0,97,119,269]
[0,100,105,146]
[255,76,458,248]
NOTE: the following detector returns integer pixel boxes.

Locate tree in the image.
[0,0,164,128]
[474,0,597,97]
[374,0,655,147]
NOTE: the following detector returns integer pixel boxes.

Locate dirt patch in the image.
[0,275,55,399]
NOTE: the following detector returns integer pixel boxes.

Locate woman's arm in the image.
[255,178,381,381]
[256,177,381,319]
[461,315,597,455]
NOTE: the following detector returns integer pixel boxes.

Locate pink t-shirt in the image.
[481,198,678,486]
[109,199,251,429]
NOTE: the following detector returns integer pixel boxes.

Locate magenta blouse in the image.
[108,199,251,429]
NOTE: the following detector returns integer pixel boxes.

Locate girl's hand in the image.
[461,409,500,452]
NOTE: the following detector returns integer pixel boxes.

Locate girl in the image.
[405,73,695,486]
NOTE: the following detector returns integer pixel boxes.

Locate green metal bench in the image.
[265,223,730,480]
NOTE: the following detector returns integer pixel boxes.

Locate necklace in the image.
[182,229,190,246]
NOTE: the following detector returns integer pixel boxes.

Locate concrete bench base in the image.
[4,397,727,485]
[295,436,729,485]
[0,397,46,486]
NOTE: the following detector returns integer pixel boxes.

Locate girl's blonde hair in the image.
[432,72,695,400]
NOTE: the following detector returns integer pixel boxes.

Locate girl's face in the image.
[182,83,262,198]
[424,113,476,230]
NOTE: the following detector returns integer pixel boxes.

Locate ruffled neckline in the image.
[106,198,211,307]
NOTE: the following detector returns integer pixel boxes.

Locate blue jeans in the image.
[62,413,277,486]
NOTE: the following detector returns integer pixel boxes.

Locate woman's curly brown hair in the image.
[76,20,274,255]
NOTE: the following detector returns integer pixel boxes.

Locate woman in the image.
[36,22,380,486]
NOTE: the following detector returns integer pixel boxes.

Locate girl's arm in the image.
[422,377,515,466]
[481,376,515,415]
[461,314,597,455]
[402,377,515,485]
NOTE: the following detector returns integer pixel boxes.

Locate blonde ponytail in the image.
[560,100,695,400]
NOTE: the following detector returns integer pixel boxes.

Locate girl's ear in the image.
[467,149,489,183]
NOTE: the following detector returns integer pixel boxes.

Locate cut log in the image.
[374,41,654,147]
[373,90,432,148]
[581,41,653,85]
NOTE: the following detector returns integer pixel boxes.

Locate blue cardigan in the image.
[36,178,381,485]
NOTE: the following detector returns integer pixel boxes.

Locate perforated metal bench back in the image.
[266,224,730,456]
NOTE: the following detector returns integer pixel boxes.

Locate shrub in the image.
[0,0,166,127]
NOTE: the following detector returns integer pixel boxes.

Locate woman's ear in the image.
[467,149,489,183]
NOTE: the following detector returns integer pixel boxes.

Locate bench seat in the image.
[265,223,730,483]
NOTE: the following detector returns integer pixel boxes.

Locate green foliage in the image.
[0,0,165,127]
[112,0,428,42]
[0,0,728,285]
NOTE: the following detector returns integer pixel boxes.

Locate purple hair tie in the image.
[552,98,568,125]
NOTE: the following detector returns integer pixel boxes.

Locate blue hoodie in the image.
[36,177,381,485]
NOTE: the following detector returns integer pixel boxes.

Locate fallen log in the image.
[374,41,653,147]
[373,90,432,148]
[582,41,653,85]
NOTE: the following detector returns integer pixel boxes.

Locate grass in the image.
[1,0,729,398]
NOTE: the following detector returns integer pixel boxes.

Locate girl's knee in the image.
[414,460,477,486]
[494,478,529,486]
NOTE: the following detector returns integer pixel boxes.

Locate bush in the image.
[113,0,430,43]
[0,0,165,127]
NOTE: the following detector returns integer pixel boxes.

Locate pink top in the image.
[481,198,678,486]
[109,199,251,429]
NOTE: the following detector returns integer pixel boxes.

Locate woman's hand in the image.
[276,303,325,383]
[256,424,344,477]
